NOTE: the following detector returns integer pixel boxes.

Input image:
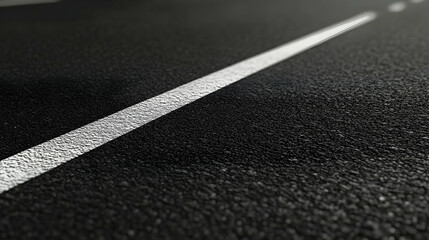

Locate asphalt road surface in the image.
[1,0,429,239]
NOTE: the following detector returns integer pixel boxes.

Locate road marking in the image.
[388,2,407,12]
[0,12,377,194]
[0,0,59,7]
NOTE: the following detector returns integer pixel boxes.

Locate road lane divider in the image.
[0,12,377,194]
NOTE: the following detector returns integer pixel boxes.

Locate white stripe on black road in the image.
[0,0,59,7]
[0,12,377,193]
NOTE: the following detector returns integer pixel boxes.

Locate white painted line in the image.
[388,2,407,12]
[0,12,377,194]
[410,0,424,3]
[0,0,59,7]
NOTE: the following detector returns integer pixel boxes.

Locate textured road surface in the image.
[1,0,429,239]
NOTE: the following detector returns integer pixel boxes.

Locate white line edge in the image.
[0,11,377,193]
[0,0,59,7]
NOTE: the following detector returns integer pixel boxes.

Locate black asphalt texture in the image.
[1,0,429,239]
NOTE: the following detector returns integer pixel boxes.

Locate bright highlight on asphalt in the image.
[389,2,407,12]
[0,12,377,193]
